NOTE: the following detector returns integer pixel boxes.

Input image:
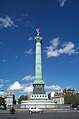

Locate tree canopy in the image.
[0,97,5,105]
[18,95,28,104]
[64,92,79,105]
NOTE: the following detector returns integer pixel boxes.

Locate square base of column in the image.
[33,84,45,94]
[30,94,48,100]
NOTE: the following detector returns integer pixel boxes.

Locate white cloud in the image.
[50,37,60,48]
[46,85,61,90]
[28,37,33,41]
[0,16,17,28]
[22,75,35,81]
[23,84,33,93]
[45,38,78,58]
[0,91,4,95]
[59,41,76,55]
[46,49,59,57]
[58,0,68,7]
[0,84,3,88]
[8,81,24,91]
[25,48,33,56]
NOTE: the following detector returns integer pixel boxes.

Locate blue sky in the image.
[0,0,79,98]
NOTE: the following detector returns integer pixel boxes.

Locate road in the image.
[0,110,79,119]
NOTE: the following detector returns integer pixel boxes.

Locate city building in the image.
[5,91,16,106]
[48,92,64,104]
[63,88,76,94]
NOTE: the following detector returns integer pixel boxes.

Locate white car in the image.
[28,107,43,113]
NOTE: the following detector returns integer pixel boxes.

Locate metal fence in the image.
[7,104,71,110]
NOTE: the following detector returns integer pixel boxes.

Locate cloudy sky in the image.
[0,0,79,98]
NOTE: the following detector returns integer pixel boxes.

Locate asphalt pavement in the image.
[0,110,79,119]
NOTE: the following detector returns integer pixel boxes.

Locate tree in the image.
[0,97,5,105]
[18,95,28,104]
[64,92,79,105]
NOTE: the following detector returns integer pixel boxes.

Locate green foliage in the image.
[64,92,79,105]
[18,95,28,104]
[0,97,5,105]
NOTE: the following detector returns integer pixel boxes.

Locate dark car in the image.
[10,106,16,114]
[70,104,77,109]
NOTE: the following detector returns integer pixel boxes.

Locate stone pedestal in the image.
[30,94,48,99]
[33,84,45,94]
[21,99,56,109]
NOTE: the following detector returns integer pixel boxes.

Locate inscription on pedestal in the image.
[33,84,45,94]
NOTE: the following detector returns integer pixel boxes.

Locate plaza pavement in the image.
[0,110,79,119]
[0,108,79,113]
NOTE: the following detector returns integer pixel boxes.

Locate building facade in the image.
[48,92,64,104]
[5,91,15,106]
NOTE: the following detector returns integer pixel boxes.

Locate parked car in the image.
[0,105,5,110]
[77,105,79,110]
[28,107,43,113]
[70,104,77,109]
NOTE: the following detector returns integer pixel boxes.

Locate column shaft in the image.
[35,42,42,80]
